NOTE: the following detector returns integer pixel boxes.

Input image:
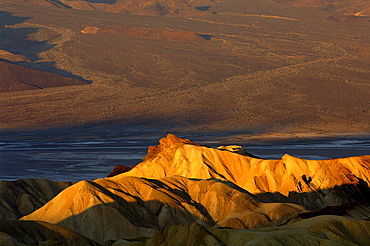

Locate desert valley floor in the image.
[0,0,370,133]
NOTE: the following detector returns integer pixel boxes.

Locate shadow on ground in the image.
[0,11,90,83]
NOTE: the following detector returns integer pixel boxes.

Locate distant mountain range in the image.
[0,0,210,15]
[269,0,370,16]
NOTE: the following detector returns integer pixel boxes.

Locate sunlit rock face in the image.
[21,175,307,243]
[119,134,370,209]
[17,134,370,245]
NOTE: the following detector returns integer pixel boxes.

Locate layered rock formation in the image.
[81,26,207,42]
[3,134,370,245]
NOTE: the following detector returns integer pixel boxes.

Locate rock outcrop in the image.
[118,134,370,209]
[81,26,207,42]
[107,164,135,177]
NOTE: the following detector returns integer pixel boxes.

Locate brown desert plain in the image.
[0,0,369,133]
[1,0,370,245]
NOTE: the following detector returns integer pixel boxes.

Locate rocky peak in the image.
[144,134,200,161]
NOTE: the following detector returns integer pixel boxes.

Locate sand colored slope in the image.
[21,175,306,243]
[118,134,370,208]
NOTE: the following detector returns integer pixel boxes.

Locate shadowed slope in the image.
[0,179,73,220]
[0,220,100,246]
[0,61,89,92]
[145,216,370,246]
[0,50,30,62]
[298,202,370,219]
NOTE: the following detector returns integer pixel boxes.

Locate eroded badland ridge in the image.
[0,0,369,133]
[1,134,370,245]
